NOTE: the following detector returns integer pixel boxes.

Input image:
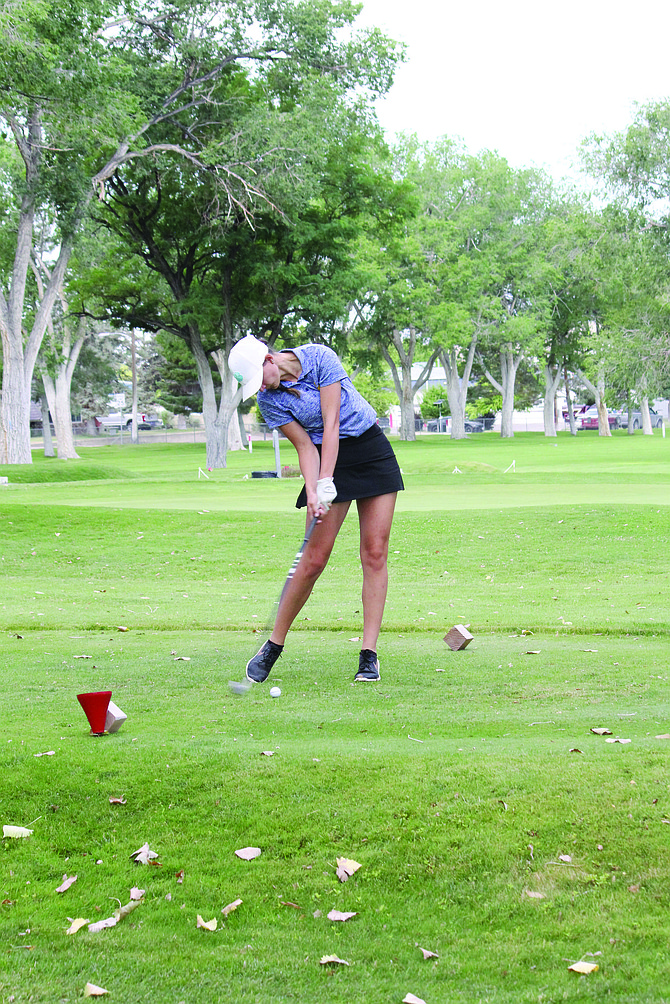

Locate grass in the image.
[1,432,670,1003]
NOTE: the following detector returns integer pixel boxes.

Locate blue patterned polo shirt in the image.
[257,344,377,444]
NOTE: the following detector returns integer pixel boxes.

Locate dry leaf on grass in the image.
[130,887,144,901]
[175,869,184,884]
[33,750,55,757]
[418,946,438,959]
[109,796,126,805]
[84,983,109,997]
[559,854,572,863]
[655,734,670,739]
[3,825,33,838]
[403,994,427,1004]
[261,751,274,756]
[568,961,599,974]
[327,909,357,922]
[235,847,261,860]
[221,898,242,918]
[88,916,117,932]
[66,918,89,935]
[88,899,142,932]
[523,890,546,900]
[130,842,159,864]
[335,857,361,882]
[56,874,77,894]
[590,728,613,736]
[174,655,191,661]
[605,737,631,744]
[319,955,350,966]
[117,625,129,632]
[197,914,217,931]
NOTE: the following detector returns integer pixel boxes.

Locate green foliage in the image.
[351,371,394,417]
[417,383,449,419]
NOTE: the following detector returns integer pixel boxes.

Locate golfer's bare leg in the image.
[270,502,350,646]
[357,492,397,652]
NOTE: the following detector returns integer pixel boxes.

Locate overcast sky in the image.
[355,0,670,185]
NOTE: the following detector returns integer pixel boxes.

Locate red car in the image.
[578,406,620,430]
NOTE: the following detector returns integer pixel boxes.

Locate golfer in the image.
[228,334,404,684]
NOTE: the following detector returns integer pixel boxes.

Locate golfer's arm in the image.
[279,421,321,494]
[317,382,341,480]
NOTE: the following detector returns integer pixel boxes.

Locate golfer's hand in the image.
[316,477,337,512]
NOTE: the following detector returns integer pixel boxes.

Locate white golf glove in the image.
[316,476,337,512]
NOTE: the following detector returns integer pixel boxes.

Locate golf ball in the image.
[270,686,281,698]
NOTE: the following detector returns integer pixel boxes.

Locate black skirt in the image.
[295,424,404,509]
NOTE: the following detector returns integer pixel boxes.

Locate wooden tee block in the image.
[444,624,473,651]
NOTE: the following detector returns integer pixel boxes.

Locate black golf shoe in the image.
[354,649,380,682]
[246,639,283,683]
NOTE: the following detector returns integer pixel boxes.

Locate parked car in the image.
[578,406,620,430]
[98,413,163,430]
[617,408,664,430]
[426,416,449,432]
[125,415,163,430]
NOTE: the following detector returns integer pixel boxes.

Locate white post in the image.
[248,434,253,453]
[272,428,282,477]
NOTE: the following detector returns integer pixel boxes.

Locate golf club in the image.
[228,516,318,694]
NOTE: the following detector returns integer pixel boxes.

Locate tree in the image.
[1,0,401,464]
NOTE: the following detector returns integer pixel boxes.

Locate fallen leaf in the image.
[327,909,357,922]
[56,874,77,894]
[66,918,89,935]
[117,625,129,632]
[655,734,670,740]
[523,889,546,900]
[197,914,217,931]
[403,995,427,1004]
[130,887,145,901]
[319,955,350,966]
[174,656,191,661]
[335,857,361,883]
[525,650,541,655]
[569,748,583,753]
[235,847,261,860]
[418,946,439,959]
[130,842,159,864]
[175,869,185,884]
[33,750,55,757]
[590,727,613,735]
[221,898,243,918]
[628,884,640,893]
[605,737,631,744]
[3,825,33,838]
[88,915,117,932]
[73,655,93,659]
[84,983,109,997]
[109,796,126,805]
[261,751,274,756]
[280,900,301,909]
[115,899,142,921]
[568,961,599,974]
[559,854,572,863]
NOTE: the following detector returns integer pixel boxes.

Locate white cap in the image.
[228,334,268,401]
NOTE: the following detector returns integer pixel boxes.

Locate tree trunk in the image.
[440,334,477,441]
[577,368,611,437]
[130,328,139,444]
[40,393,55,457]
[640,395,654,435]
[482,345,523,438]
[564,366,577,436]
[543,364,562,437]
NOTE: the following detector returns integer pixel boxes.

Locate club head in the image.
[228,679,252,696]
